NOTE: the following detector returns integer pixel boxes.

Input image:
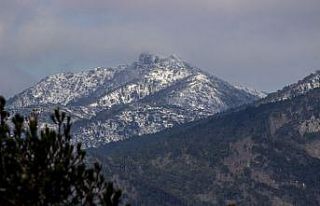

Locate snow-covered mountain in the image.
[260,70,320,104]
[8,53,265,147]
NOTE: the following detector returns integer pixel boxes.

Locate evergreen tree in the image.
[0,96,126,205]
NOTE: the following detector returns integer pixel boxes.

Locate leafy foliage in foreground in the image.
[0,96,125,205]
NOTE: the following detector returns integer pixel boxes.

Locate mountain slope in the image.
[260,70,320,104]
[8,53,264,147]
[8,66,136,108]
[90,87,320,206]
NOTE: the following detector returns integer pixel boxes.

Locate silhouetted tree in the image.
[0,96,126,205]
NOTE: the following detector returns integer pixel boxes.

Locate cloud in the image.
[0,66,35,98]
[51,0,320,15]
[0,0,319,95]
[0,23,4,46]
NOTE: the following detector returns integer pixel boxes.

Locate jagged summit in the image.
[261,70,320,103]
[299,70,320,86]
[137,53,186,68]
[138,53,160,64]
[8,54,264,147]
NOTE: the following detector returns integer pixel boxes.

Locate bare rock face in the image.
[268,112,289,136]
[299,117,320,136]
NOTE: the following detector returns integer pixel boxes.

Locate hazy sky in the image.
[0,0,319,97]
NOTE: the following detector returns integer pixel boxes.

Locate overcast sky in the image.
[0,0,319,97]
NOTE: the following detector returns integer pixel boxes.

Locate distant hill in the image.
[7,53,263,147]
[90,80,320,205]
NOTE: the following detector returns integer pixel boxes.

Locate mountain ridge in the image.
[8,53,264,147]
[260,70,320,104]
[90,85,320,206]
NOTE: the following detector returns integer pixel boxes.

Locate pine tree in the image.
[0,96,126,205]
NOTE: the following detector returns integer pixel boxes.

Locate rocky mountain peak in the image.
[138,53,160,65]
[137,53,185,68]
[8,55,264,147]
[300,70,320,85]
[260,70,320,104]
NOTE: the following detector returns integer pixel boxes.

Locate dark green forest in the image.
[90,89,320,205]
[0,96,126,206]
